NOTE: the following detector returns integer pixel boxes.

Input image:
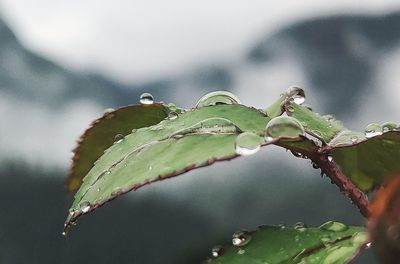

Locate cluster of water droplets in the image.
[364,122,400,138]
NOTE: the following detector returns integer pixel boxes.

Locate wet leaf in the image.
[65,105,271,230]
[331,131,400,192]
[66,104,169,192]
[206,223,366,264]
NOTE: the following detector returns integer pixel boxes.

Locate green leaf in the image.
[65,104,270,230]
[331,131,400,192]
[206,222,366,264]
[66,103,169,192]
[285,102,344,143]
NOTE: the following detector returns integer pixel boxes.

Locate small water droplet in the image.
[62,231,66,236]
[382,122,398,132]
[350,136,358,143]
[196,91,241,108]
[211,245,224,258]
[327,155,333,162]
[265,116,305,139]
[312,162,319,169]
[80,201,91,213]
[139,93,154,105]
[235,132,262,156]
[167,112,179,120]
[365,123,383,138]
[114,134,124,143]
[291,150,302,158]
[319,221,348,232]
[232,230,252,247]
[287,86,305,105]
[365,242,372,248]
[294,222,307,232]
[96,188,101,192]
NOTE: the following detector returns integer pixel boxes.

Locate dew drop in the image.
[79,201,91,213]
[139,93,154,105]
[312,162,319,169]
[319,221,348,232]
[350,136,358,143]
[62,231,66,236]
[232,230,252,247]
[287,86,305,105]
[265,116,305,139]
[114,134,124,143]
[167,112,179,120]
[364,123,383,138]
[196,91,241,108]
[211,245,224,258]
[235,132,262,156]
[294,222,307,232]
[365,242,372,248]
[327,155,333,162]
[382,122,398,132]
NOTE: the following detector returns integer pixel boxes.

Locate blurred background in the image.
[0,1,399,263]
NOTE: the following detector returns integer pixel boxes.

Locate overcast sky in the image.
[1,0,400,82]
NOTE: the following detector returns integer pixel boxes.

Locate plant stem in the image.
[312,154,370,218]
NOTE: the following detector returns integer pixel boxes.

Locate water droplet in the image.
[327,155,333,162]
[80,201,91,213]
[319,221,348,232]
[139,93,154,105]
[232,230,252,247]
[265,116,305,139]
[312,162,319,169]
[287,86,305,105]
[382,122,398,132]
[291,150,302,158]
[96,188,101,192]
[350,136,358,143]
[211,245,224,258]
[365,242,372,248]
[365,123,383,138]
[167,112,179,120]
[235,132,262,156]
[196,91,241,108]
[62,231,67,236]
[114,134,124,143]
[294,222,307,232]
[351,231,367,245]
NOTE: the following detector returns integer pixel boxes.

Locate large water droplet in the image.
[265,116,305,139]
[139,93,154,105]
[288,86,306,105]
[232,230,252,247]
[365,123,383,138]
[211,245,224,258]
[196,91,241,108]
[235,132,262,156]
[80,201,91,213]
[319,221,348,232]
